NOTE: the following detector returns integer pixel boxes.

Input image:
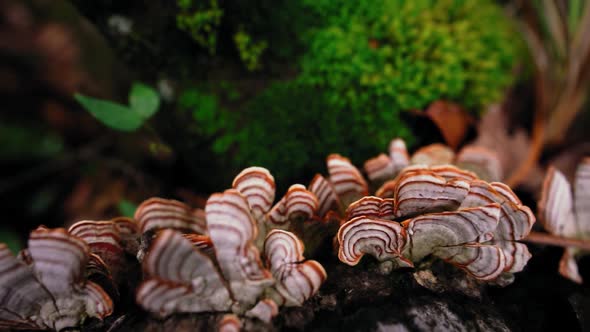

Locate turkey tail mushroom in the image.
[394,169,470,218]
[267,184,318,228]
[345,196,395,220]
[0,227,114,330]
[264,230,326,306]
[308,174,341,217]
[327,154,368,206]
[433,243,506,280]
[537,159,590,283]
[232,166,276,222]
[136,229,232,317]
[456,146,503,182]
[337,216,411,268]
[410,143,455,166]
[401,204,500,261]
[206,189,274,309]
[135,197,207,235]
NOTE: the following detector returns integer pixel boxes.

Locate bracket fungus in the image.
[365,138,503,186]
[134,197,207,260]
[0,227,113,331]
[336,139,535,284]
[538,158,590,283]
[135,167,327,326]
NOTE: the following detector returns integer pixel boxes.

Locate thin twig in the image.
[523,231,590,251]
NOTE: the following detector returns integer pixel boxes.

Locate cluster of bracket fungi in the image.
[338,139,535,284]
[0,138,541,331]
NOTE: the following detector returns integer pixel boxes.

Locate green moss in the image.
[176,0,223,54]
[233,29,268,71]
[300,0,524,113]
[176,0,524,186]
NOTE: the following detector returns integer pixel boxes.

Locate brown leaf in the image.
[423,101,474,149]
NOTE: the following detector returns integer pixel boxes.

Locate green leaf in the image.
[129,83,161,119]
[75,94,144,131]
[118,199,138,218]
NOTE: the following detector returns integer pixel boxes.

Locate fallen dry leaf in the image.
[421,101,474,150]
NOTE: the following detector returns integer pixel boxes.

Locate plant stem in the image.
[523,231,590,251]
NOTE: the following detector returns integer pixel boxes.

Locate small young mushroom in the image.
[537,158,590,283]
[263,230,327,306]
[0,227,113,331]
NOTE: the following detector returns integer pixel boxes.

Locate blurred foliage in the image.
[75,83,160,132]
[0,124,63,160]
[67,0,525,190]
[177,88,237,154]
[117,199,137,218]
[176,0,223,55]
[232,81,414,182]
[0,229,22,254]
[299,0,525,113]
[203,0,523,183]
[233,29,268,71]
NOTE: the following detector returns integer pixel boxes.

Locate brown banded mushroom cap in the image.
[394,169,470,218]
[345,196,395,220]
[308,174,341,217]
[206,189,274,309]
[135,197,207,235]
[364,153,396,182]
[264,230,327,306]
[232,166,276,221]
[458,180,534,273]
[68,220,125,277]
[267,184,318,227]
[337,216,410,267]
[327,154,369,206]
[136,229,232,317]
[433,243,506,280]
[402,204,501,261]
